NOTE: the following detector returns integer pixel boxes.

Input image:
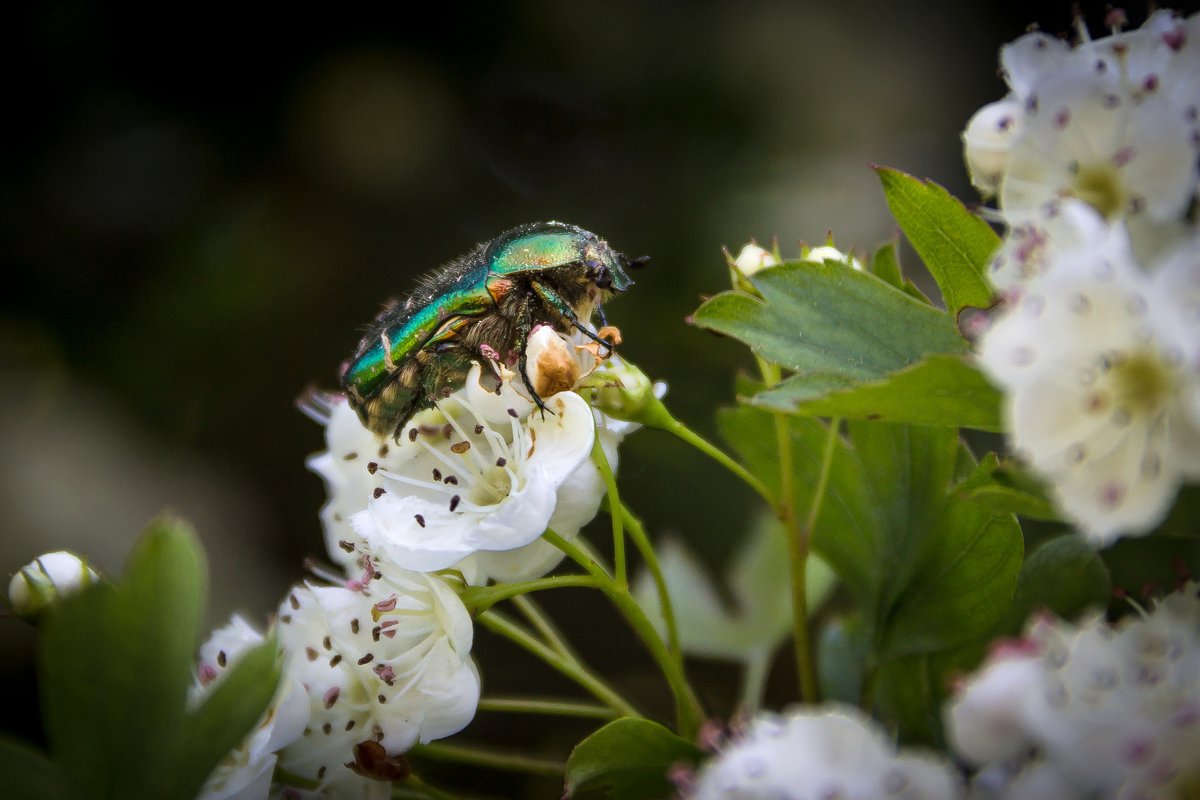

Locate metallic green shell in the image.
[339,221,630,424]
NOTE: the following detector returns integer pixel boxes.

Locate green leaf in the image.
[817,618,869,706]
[565,718,703,799]
[40,516,207,800]
[693,260,967,380]
[1001,536,1111,634]
[872,654,942,745]
[876,166,999,313]
[953,453,1059,520]
[872,644,985,747]
[718,408,877,604]
[718,411,1022,664]
[177,638,282,799]
[878,490,1023,659]
[869,241,931,302]
[748,354,1003,431]
[869,242,903,288]
[0,736,69,800]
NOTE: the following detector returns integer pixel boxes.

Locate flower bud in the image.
[731,243,779,278]
[802,244,864,271]
[526,325,581,398]
[962,99,1021,197]
[8,551,100,620]
[580,356,669,428]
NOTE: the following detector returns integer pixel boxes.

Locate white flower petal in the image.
[978,208,1199,541]
[277,569,479,789]
[963,99,1024,196]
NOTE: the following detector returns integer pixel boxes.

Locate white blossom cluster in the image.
[946,582,1200,798]
[969,10,1200,544]
[688,705,963,800]
[189,327,641,799]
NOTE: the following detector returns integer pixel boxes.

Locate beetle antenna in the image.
[622,254,651,270]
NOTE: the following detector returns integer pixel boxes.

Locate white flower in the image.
[964,11,1200,251]
[7,550,100,619]
[690,705,962,800]
[999,72,1196,227]
[977,205,1200,543]
[193,616,310,800]
[276,566,479,790]
[305,331,640,584]
[732,243,778,278]
[349,375,594,577]
[946,583,1200,798]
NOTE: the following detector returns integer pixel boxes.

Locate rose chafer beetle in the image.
[341,221,639,439]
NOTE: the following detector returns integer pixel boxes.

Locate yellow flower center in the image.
[1071,163,1128,220]
[1111,350,1176,416]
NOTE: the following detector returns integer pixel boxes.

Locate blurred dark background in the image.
[4,1,1196,796]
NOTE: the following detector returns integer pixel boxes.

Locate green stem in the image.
[756,355,817,702]
[543,529,704,737]
[660,416,774,506]
[592,435,627,587]
[793,417,841,701]
[774,408,818,701]
[397,775,461,800]
[411,742,566,777]
[511,594,578,661]
[478,696,617,720]
[619,505,681,661]
[477,609,641,718]
[460,575,597,615]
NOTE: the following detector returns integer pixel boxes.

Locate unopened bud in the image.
[962,99,1021,197]
[580,356,666,426]
[731,243,779,278]
[526,326,580,398]
[802,244,864,271]
[8,551,100,620]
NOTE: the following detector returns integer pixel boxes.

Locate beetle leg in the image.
[530,280,617,357]
[516,289,552,419]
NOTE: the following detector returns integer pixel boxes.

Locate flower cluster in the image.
[188,326,644,798]
[945,582,1200,798]
[687,705,963,800]
[969,10,1200,543]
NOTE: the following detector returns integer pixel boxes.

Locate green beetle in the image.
[341,221,638,439]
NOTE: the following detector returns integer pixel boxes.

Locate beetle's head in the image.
[583,242,635,296]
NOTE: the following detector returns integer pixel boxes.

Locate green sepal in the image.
[177,636,282,798]
[565,718,703,799]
